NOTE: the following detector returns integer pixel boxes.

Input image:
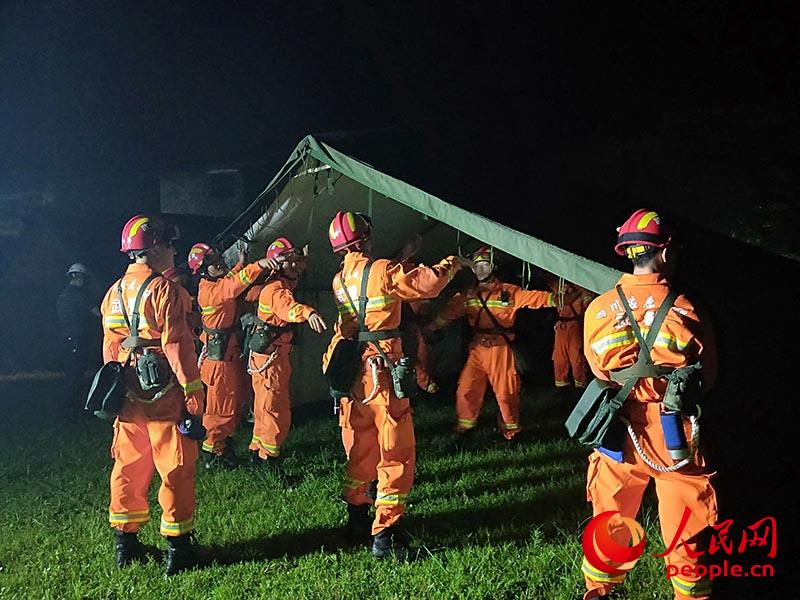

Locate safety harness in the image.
[118,273,176,403]
[566,286,700,471]
[340,261,415,403]
[612,287,700,473]
[472,287,533,375]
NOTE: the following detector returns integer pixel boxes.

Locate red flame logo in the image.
[582,511,646,575]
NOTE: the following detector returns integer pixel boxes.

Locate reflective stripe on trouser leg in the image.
[160,517,195,537]
[248,351,291,459]
[346,365,414,535]
[488,345,521,437]
[109,418,157,533]
[373,396,415,535]
[581,557,628,585]
[653,465,717,600]
[342,376,382,506]
[566,323,589,388]
[552,326,571,386]
[201,357,246,454]
[584,451,651,597]
[455,347,489,429]
[149,419,198,537]
[109,510,150,528]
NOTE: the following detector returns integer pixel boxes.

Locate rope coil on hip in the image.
[362,355,384,404]
[197,344,207,369]
[247,349,279,375]
[620,407,701,473]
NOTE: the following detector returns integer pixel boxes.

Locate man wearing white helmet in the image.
[56,263,100,419]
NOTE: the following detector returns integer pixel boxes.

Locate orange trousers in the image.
[109,391,198,537]
[455,340,521,439]
[553,320,588,387]
[340,360,415,535]
[200,354,246,454]
[583,404,717,599]
[248,346,292,459]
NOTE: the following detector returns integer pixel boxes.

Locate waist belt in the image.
[557,316,579,323]
[473,328,510,336]
[253,316,293,335]
[357,329,402,342]
[121,337,162,350]
[609,362,674,385]
[202,324,236,337]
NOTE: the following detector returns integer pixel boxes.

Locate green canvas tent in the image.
[219,134,623,406]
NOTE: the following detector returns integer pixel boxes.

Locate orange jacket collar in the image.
[618,272,668,287]
[125,263,157,275]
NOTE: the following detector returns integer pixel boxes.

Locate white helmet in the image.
[66,263,89,276]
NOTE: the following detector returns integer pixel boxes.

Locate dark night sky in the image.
[1,0,799,263]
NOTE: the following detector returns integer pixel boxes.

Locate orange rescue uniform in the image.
[324,252,460,534]
[436,278,555,438]
[248,276,316,458]
[197,262,266,454]
[553,290,592,388]
[101,263,204,537]
[582,273,718,600]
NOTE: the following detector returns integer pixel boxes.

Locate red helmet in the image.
[614,209,672,257]
[120,214,177,253]
[266,237,296,261]
[328,211,372,252]
[187,243,218,274]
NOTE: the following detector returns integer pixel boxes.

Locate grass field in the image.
[0,380,712,599]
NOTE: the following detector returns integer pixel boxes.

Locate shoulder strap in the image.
[608,286,679,387]
[358,262,373,334]
[339,261,374,335]
[118,273,160,351]
[616,286,677,361]
[131,273,159,334]
[475,289,513,344]
[339,261,400,371]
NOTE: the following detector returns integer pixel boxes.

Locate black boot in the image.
[371,524,411,561]
[366,480,378,502]
[203,444,238,470]
[165,533,198,576]
[345,503,372,543]
[114,531,145,567]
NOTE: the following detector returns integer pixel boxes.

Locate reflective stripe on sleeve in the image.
[375,492,408,506]
[181,379,203,394]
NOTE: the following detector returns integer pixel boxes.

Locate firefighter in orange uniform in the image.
[429,247,559,439]
[102,215,206,575]
[241,272,270,424]
[551,280,593,389]
[580,209,718,600]
[248,238,326,464]
[323,212,469,559]
[188,243,278,468]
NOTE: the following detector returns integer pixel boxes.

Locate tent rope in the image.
[557,277,566,310]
